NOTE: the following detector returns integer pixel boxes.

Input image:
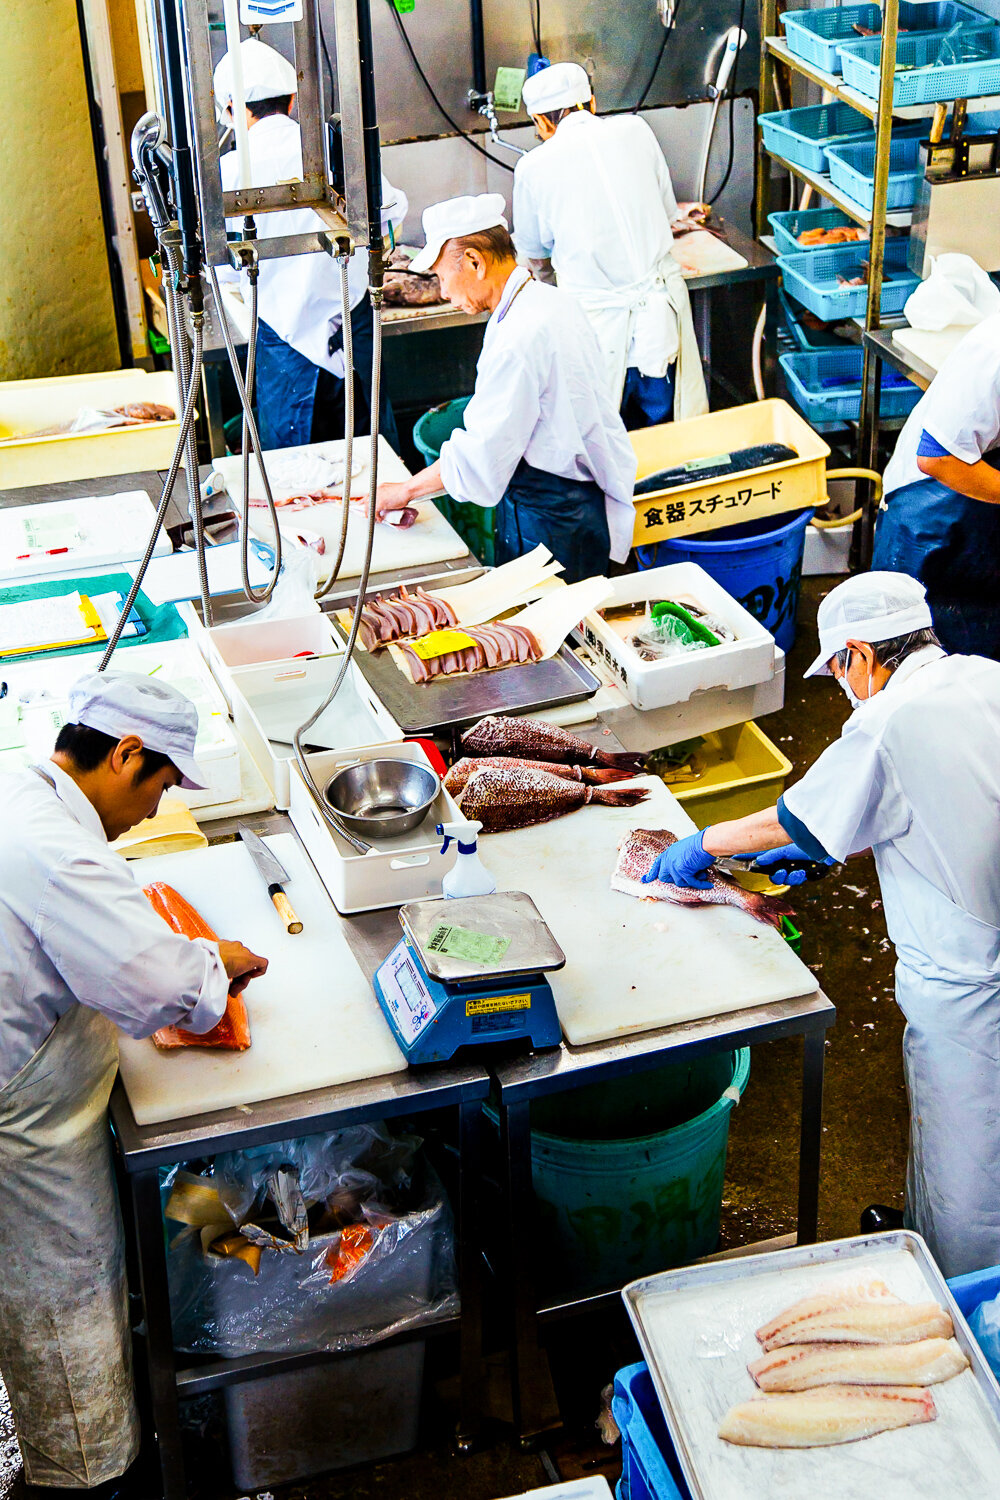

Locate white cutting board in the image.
[892,323,970,376]
[116,833,406,1125]
[216,436,469,579]
[673,232,749,278]
[0,490,171,584]
[481,776,817,1046]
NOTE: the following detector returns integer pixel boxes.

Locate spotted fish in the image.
[444,756,636,796]
[611,828,795,929]
[456,764,650,834]
[461,714,646,772]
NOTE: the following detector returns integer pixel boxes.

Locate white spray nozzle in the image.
[437,819,483,853]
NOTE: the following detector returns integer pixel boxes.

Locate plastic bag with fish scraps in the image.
[160,1125,457,1356]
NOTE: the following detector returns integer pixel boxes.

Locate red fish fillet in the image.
[718,1384,937,1448]
[461,714,646,772]
[611,828,794,929]
[749,1337,968,1392]
[756,1282,953,1351]
[143,882,251,1051]
[456,764,649,834]
[443,756,635,796]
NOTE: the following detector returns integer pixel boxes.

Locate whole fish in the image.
[457,764,650,834]
[757,1282,953,1351]
[444,756,635,796]
[611,828,794,930]
[718,1384,937,1449]
[749,1337,969,1393]
[461,714,646,773]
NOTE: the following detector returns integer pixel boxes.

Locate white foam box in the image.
[230,655,403,809]
[595,648,787,753]
[576,562,776,712]
[288,741,462,914]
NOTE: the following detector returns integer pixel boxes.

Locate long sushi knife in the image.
[237,824,304,934]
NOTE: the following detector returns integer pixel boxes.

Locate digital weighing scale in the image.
[373,891,565,1065]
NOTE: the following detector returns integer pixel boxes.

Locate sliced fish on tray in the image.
[461,713,646,772]
[612,828,795,930]
[750,1338,969,1392]
[456,763,650,834]
[718,1384,938,1449]
[757,1279,954,1351]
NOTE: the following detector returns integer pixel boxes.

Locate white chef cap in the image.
[67,672,208,789]
[521,62,593,116]
[410,193,509,273]
[804,572,934,677]
[213,38,297,108]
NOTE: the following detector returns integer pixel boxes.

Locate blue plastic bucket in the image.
[638,508,813,653]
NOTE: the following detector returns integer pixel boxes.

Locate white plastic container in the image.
[288,741,463,913]
[576,562,776,712]
[193,611,338,710]
[230,655,403,809]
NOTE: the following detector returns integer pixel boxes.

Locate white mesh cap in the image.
[804,571,934,678]
[213,38,297,108]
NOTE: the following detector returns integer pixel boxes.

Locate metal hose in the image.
[162,244,212,628]
[315,252,355,601]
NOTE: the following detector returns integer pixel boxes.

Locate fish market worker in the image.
[873,310,1000,659]
[213,39,407,451]
[643,572,1000,1279]
[373,194,637,582]
[512,62,707,429]
[0,673,267,1498]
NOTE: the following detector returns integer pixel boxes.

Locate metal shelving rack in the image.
[755,0,903,563]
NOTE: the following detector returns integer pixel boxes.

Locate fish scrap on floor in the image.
[718,1384,937,1449]
[444,756,635,796]
[749,1337,969,1392]
[456,764,649,834]
[461,714,646,773]
[756,1279,954,1350]
[611,828,794,929]
[143,882,252,1051]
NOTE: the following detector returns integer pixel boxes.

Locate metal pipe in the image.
[354,0,384,271]
[153,0,202,287]
[221,0,253,190]
[469,0,488,96]
[316,252,355,600]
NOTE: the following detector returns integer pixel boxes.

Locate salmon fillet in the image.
[143,882,251,1051]
[718,1384,937,1448]
[749,1336,968,1392]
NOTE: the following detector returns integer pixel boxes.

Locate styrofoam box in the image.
[576,563,776,712]
[187,610,338,712]
[288,741,463,913]
[595,649,787,753]
[231,655,403,809]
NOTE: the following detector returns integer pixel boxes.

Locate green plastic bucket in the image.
[412,396,495,566]
[491,1049,750,1297]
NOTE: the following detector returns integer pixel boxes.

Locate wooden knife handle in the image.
[270,887,303,935]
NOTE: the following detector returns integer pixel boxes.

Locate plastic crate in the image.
[412,396,495,565]
[769,207,870,258]
[668,720,792,826]
[781,0,994,74]
[948,1262,1000,1318]
[778,238,920,321]
[839,24,1000,105]
[777,286,852,350]
[826,134,925,212]
[780,348,922,423]
[613,1363,688,1500]
[759,101,873,173]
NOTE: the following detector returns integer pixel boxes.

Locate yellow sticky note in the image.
[407,628,477,660]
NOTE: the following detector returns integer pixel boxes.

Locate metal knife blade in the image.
[237,823,292,887]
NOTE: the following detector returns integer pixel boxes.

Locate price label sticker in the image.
[426,923,512,967]
[407,628,478,660]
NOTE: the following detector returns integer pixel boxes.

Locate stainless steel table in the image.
[110,815,490,1500]
[491,988,835,1443]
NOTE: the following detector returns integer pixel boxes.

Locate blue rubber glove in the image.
[747,843,835,886]
[642,829,715,890]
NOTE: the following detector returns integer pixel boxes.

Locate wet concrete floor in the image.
[0,577,909,1499]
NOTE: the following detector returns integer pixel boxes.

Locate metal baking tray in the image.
[623,1232,1000,1500]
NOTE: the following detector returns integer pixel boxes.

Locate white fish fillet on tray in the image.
[718,1384,938,1449]
[749,1337,969,1393]
[756,1277,954,1351]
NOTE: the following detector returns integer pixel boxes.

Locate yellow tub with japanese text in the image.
[631,400,830,548]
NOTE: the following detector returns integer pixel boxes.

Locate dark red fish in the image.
[444,756,636,796]
[457,764,649,834]
[611,828,795,930]
[461,714,646,773]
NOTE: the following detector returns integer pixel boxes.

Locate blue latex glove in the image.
[642,829,715,890]
[746,843,835,886]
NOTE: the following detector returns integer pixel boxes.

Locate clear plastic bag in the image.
[969,1295,1000,1381]
[161,1123,457,1356]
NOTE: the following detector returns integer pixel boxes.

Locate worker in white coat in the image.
[373,194,637,582]
[0,674,267,1498]
[874,310,1000,659]
[512,62,707,429]
[641,573,1000,1278]
[213,39,407,450]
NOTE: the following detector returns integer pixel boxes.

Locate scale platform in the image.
[373,891,565,1065]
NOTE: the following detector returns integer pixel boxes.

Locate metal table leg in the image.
[691,287,712,388]
[130,1168,186,1500]
[797,1030,827,1244]
[456,1094,484,1451]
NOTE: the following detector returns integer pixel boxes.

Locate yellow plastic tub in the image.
[660,719,792,828]
[0,370,182,489]
[631,399,831,547]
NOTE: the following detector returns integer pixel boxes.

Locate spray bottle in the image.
[437,820,496,899]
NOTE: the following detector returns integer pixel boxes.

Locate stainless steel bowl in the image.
[324,758,440,839]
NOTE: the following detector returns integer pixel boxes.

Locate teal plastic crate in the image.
[780,348,922,423]
[759,102,873,173]
[613,1363,687,1500]
[778,239,919,321]
[769,207,869,257]
[778,286,853,350]
[781,0,992,74]
[826,134,925,212]
[839,23,1000,105]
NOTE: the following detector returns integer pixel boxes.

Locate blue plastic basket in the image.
[948,1262,1000,1318]
[768,207,869,257]
[778,238,920,320]
[759,102,873,173]
[826,134,925,212]
[780,347,922,423]
[778,286,854,349]
[839,24,1000,104]
[781,0,992,73]
[613,1363,688,1500]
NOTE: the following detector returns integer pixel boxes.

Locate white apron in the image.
[0,1001,140,1485]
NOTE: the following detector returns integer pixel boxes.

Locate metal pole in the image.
[796,1031,827,1244]
[469,0,488,97]
[755,0,780,238]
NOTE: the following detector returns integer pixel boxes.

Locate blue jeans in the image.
[620,365,675,430]
[494,459,611,584]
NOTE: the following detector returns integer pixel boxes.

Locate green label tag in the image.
[494,66,527,113]
[426,923,512,967]
[684,453,731,473]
